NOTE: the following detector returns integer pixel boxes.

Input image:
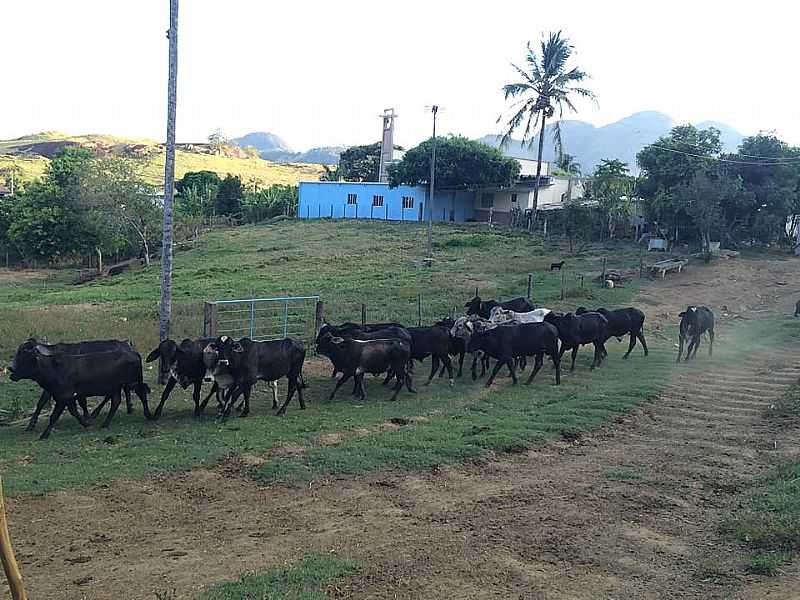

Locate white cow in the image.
[488,306,551,325]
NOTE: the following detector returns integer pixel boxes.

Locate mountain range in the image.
[478,111,744,173]
[233,111,745,172]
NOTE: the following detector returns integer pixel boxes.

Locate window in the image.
[511,193,518,203]
[347,193,357,205]
[372,195,384,207]
[402,196,414,209]
[481,193,494,208]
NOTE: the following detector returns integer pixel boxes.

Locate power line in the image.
[648,144,800,166]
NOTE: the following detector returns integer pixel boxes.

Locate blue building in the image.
[298,159,585,225]
[298,181,477,223]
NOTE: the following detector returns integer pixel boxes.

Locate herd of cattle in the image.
[5,294,717,440]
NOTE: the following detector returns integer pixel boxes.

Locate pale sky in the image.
[2,0,799,151]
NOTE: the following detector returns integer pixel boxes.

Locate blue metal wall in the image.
[298,182,475,223]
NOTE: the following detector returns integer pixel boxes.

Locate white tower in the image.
[378,108,397,183]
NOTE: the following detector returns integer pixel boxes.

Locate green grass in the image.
[3,220,792,497]
[723,383,800,575]
[198,553,357,600]
[604,466,643,481]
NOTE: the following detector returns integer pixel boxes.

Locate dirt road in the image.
[3,255,800,600]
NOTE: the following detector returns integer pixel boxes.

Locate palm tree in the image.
[499,31,595,226]
[556,152,582,176]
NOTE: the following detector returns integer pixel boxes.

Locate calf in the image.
[435,317,466,378]
[676,306,715,363]
[317,333,413,402]
[576,306,648,359]
[8,339,149,440]
[544,311,608,371]
[550,260,565,271]
[145,338,223,418]
[407,325,454,385]
[465,322,561,387]
[316,322,412,381]
[464,295,535,319]
[210,336,306,416]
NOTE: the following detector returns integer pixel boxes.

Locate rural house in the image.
[298,159,586,224]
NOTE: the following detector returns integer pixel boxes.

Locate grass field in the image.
[0,220,653,495]
[0,131,323,188]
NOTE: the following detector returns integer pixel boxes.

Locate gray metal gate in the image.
[204,295,321,343]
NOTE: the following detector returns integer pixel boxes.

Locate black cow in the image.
[8,339,149,440]
[464,295,535,319]
[317,333,414,402]
[407,325,454,385]
[465,322,561,387]
[550,261,565,271]
[435,317,466,378]
[145,338,224,419]
[576,307,648,359]
[676,306,715,363]
[209,336,306,417]
[20,338,141,431]
[544,311,608,371]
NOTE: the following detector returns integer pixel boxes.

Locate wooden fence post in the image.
[314,300,324,333]
[361,303,366,326]
[0,477,28,600]
[203,302,218,337]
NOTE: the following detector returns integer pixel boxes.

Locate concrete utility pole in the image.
[158,0,179,382]
[427,105,438,260]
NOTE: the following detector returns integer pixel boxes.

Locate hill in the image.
[0,132,324,187]
[479,111,745,173]
[231,131,342,165]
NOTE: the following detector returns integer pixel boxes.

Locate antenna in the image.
[377,108,398,183]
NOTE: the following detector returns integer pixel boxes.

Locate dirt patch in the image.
[4,254,800,600]
[0,269,53,285]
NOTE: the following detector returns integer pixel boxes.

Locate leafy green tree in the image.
[77,156,161,267]
[561,198,592,253]
[176,170,220,217]
[499,31,595,220]
[589,159,635,239]
[556,152,581,175]
[389,136,520,189]
[241,185,298,222]
[215,174,243,216]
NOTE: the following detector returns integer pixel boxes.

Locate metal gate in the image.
[203,295,321,343]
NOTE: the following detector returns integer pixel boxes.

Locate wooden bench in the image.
[650,258,688,279]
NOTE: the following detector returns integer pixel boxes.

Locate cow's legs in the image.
[39,397,69,440]
[442,354,454,385]
[240,386,252,417]
[26,390,52,432]
[525,354,544,385]
[124,386,133,414]
[66,398,90,428]
[623,332,637,359]
[676,335,685,363]
[152,376,177,420]
[101,390,123,428]
[197,382,220,415]
[485,358,506,387]
[329,373,352,402]
[425,355,440,385]
[571,347,579,371]
[276,377,297,416]
[551,350,561,385]
[637,331,649,356]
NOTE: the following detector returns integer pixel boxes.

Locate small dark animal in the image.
[209,336,306,416]
[8,339,149,440]
[407,325,454,385]
[145,338,223,418]
[435,317,466,378]
[316,333,414,401]
[465,322,561,387]
[464,295,535,319]
[576,306,648,359]
[795,300,800,317]
[544,311,608,371]
[676,306,715,363]
[550,260,565,271]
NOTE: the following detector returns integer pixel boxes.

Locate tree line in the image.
[0,147,299,267]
